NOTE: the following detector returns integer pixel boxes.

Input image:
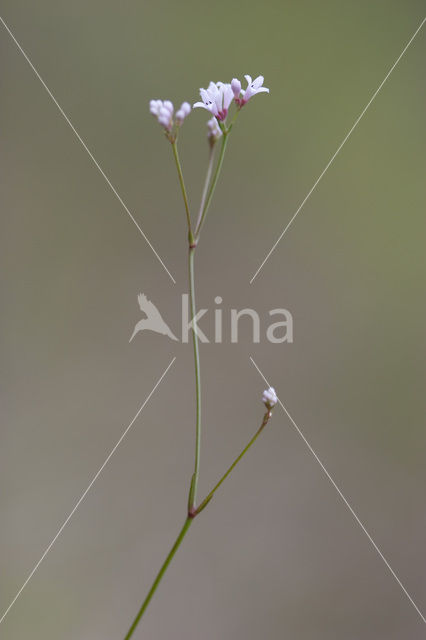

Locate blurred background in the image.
[1,1,425,638]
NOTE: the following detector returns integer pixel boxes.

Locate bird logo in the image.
[129,293,179,342]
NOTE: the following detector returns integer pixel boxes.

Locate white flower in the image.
[239,75,269,106]
[207,117,222,144]
[194,81,234,121]
[175,101,191,124]
[262,387,277,409]
[149,99,191,132]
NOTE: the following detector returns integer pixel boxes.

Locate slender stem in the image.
[188,246,202,509]
[123,518,192,640]
[196,410,273,515]
[122,117,248,637]
[171,140,194,242]
[195,145,216,232]
[122,166,203,639]
[122,408,272,636]
[195,132,229,240]
[227,106,241,131]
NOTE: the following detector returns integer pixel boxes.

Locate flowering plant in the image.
[124,75,274,639]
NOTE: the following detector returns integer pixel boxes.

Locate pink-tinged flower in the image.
[238,75,269,106]
[194,81,234,121]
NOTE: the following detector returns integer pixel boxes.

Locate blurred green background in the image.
[1,1,425,638]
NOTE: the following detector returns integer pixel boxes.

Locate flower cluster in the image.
[194,81,234,121]
[149,75,269,143]
[262,387,277,409]
[194,75,269,120]
[232,75,269,107]
[150,99,191,133]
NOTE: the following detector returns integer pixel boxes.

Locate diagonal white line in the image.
[249,16,426,284]
[249,356,426,624]
[0,357,176,626]
[0,15,176,284]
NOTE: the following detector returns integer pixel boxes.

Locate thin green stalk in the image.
[123,518,192,640]
[123,407,272,637]
[226,105,241,131]
[195,145,216,232]
[171,140,194,242]
[122,116,259,637]
[195,132,229,240]
[188,246,202,510]
[123,146,202,640]
[196,409,273,515]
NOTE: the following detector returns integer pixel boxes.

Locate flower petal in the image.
[208,81,219,95]
[231,78,241,98]
[222,84,234,110]
[251,76,264,89]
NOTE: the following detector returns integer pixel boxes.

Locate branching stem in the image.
[195,131,229,240]
[171,139,194,243]
[123,116,272,639]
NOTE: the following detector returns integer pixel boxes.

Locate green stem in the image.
[123,518,193,640]
[122,408,272,637]
[195,145,216,232]
[122,119,249,637]
[196,409,272,515]
[195,132,229,240]
[188,246,202,508]
[226,106,241,131]
[123,164,203,639]
[171,140,194,242]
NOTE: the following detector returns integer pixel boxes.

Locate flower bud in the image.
[175,102,192,124]
[149,98,191,134]
[149,99,162,115]
[180,102,191,117]
[207,117,222,144]
[262,387,277,409]
[231,78,241,99]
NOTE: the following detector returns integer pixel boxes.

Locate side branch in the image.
[195,131,229,239]
[171,140,194,243]
[195,408,274,516]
